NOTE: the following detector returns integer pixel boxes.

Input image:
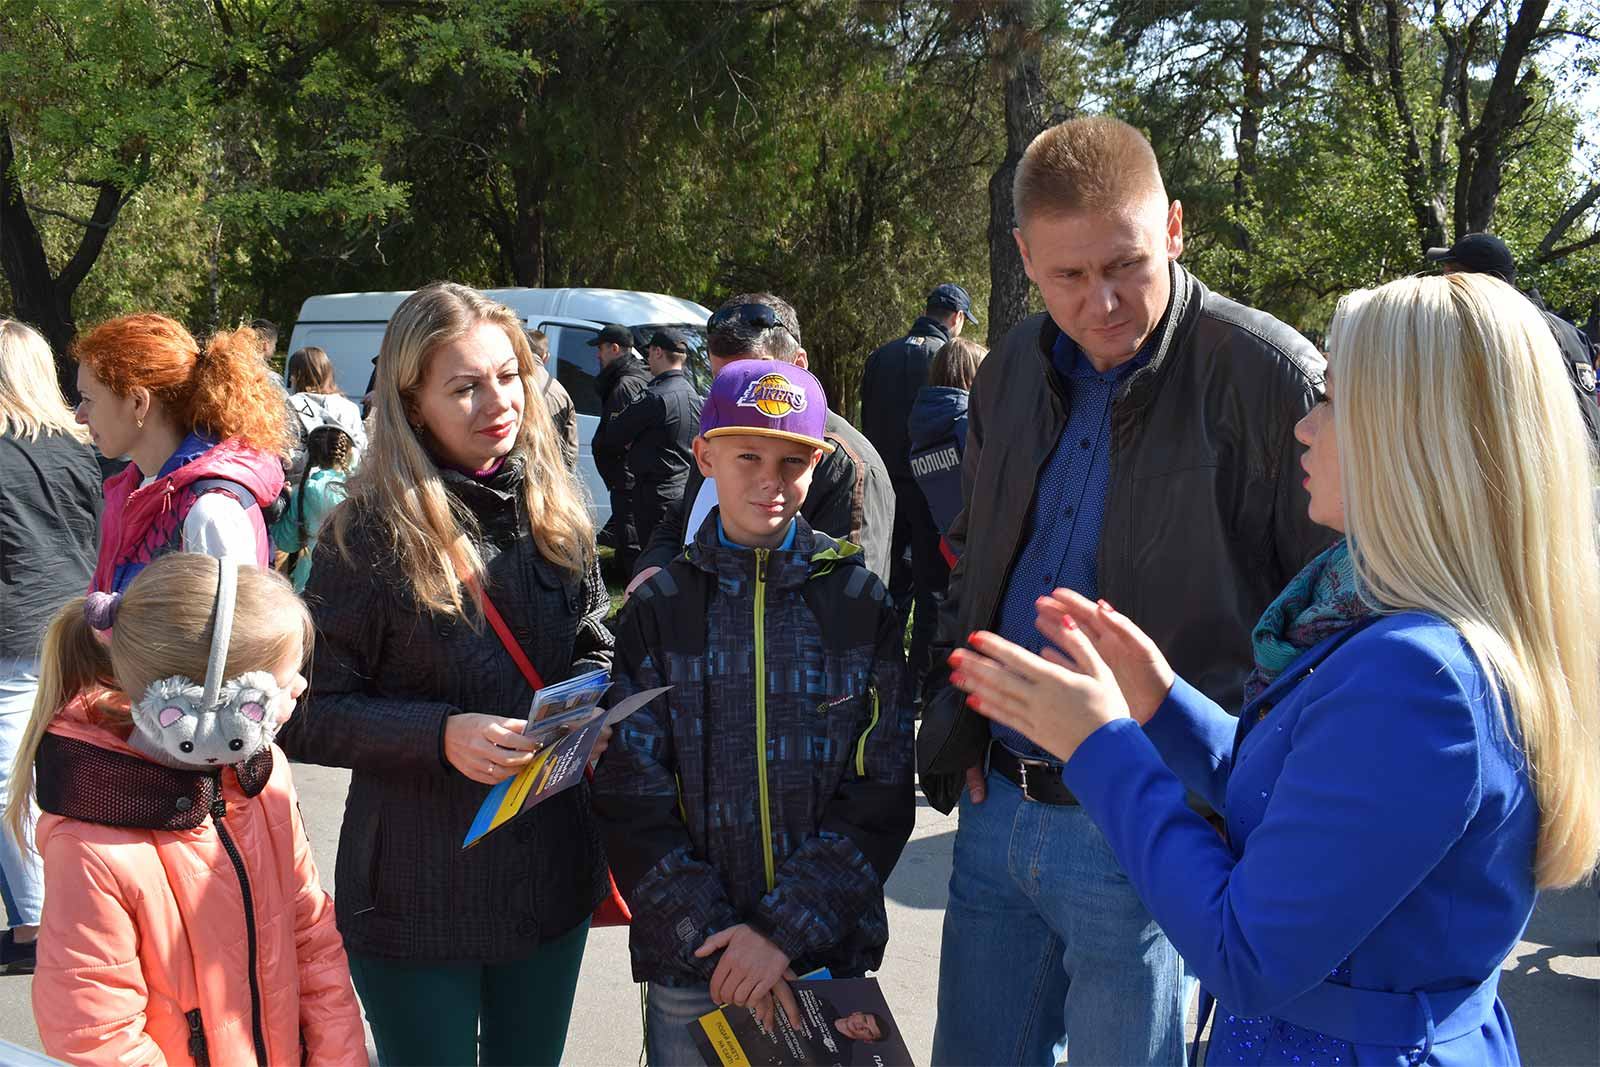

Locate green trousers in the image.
[347,920,590,1066]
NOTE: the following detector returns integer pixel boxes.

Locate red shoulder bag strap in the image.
[466,577,546,691]
[465,576,633,927]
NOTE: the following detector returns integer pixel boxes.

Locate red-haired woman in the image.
[73,314,290,594]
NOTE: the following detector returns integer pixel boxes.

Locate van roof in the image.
[294,287,710,327]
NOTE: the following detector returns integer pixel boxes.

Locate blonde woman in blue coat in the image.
[948,272,1600,1065]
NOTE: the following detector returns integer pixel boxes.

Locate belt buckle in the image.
[1016,755,1051,803]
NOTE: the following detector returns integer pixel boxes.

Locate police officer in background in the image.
[591,323,651,572]
[594,327,704,556]
[859,282,977,698]
[1426,233,1600,453]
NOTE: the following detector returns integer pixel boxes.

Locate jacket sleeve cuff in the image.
[1061,718,1167,819]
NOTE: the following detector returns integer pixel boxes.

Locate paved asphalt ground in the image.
[0,761,1594,1065]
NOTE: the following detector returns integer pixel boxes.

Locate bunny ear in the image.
[239,701,267,723]
[157,706,187,728]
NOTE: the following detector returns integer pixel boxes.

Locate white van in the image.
[286,287,713,525]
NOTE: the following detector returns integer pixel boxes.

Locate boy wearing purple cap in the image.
[592,361,916,1066]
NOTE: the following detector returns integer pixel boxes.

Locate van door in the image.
[536,321,609,526]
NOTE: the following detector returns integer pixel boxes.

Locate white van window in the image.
[286,323,385,398]
[542,324,603,417]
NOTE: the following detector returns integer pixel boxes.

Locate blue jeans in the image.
[932,772,1187,1066]
[645,982,719,1066]
[0,661,43,928]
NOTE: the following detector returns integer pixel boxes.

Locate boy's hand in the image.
[695,924,799,1028]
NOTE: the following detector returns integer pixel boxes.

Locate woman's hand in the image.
[443,713,542,785]
[1036,591,1174,725]
[948,623,1131,765]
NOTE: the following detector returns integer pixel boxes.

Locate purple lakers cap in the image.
[700,360,835,453]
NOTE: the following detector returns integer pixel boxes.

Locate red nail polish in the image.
[969,632,986,648]
[1062,616,1078,630]
[1097,599,1113,612]
[966,694,982,709]
[950,671,965,687]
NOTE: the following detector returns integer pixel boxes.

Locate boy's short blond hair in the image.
[1013,116,1166,228]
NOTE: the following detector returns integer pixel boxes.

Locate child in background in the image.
[273,414,360,592]
[5,554,365,1066]
[593,361,916,1066]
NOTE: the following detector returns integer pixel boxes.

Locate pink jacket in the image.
[31,695,365,1066]
[92,435,283,595]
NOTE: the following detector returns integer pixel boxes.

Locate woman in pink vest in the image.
[73,314,289,594]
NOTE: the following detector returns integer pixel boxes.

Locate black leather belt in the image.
[988,743,1078,805]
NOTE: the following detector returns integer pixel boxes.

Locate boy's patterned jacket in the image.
[592,513,916,987]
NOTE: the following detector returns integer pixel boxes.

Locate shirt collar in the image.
[1051,329,1156,385]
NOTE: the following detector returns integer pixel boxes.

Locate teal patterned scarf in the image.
[1243,539,1376,705]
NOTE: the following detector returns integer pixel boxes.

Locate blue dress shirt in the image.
[990,331,1150,760]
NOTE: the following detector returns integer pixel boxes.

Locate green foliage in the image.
[2,0,1595,375]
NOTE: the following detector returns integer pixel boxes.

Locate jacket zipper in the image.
[753,548,776,893]
[211,784,269,1067]
[185,1008,210,1067]
[854,685,881,778]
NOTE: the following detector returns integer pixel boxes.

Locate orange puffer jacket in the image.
[30,694,366,1066]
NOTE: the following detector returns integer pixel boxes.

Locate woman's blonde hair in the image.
[1331,272,1600,888]
[332,282,593,618]
[5,555,312,846]
[0,319,87,442]
[929,337,989,391]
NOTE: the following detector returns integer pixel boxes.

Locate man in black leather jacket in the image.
[923,116,1334,1066]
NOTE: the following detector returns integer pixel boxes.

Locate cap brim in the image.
[1423,248,1453,261]
[703,426,835,453]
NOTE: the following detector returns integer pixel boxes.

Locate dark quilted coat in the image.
[592,514,916,987]
[277,454,614,961]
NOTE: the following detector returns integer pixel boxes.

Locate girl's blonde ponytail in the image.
[5,599,113,846]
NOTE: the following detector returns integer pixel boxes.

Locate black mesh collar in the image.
[35,732,273,832]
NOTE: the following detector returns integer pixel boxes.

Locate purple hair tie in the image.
[84,591,121,632]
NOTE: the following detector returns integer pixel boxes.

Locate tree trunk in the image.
[0,121,127,395]
[1229,0,1267,295]
[510,162,547,288]
[0,123,76,388]
[1456,0,1547,234]
[985,1,1048,346]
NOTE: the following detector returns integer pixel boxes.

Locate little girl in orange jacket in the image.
[6,554,365,1066]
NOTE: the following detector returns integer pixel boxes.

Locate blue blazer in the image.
[1063,612,1538,1065]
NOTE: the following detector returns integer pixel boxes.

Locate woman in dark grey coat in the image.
[277,284,612,1067]
[0,319,101,975]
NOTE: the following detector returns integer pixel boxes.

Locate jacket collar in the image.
[596,354,648,395]
[910,316,953,344]
[1032,261,1196,412]
[436,450,526,529]
[39,692,273,831]
[684,511,862,591]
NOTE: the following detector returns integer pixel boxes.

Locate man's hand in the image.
[694,924,800,1031]
[964,765,986,804]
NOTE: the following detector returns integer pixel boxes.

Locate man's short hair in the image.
[250,317,279,351]
[708,292,802,363]
[525,328,550,364]
[1013,116,1166,228]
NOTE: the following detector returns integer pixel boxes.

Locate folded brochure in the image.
[692,976,913,1066]
[463,668,670,847]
